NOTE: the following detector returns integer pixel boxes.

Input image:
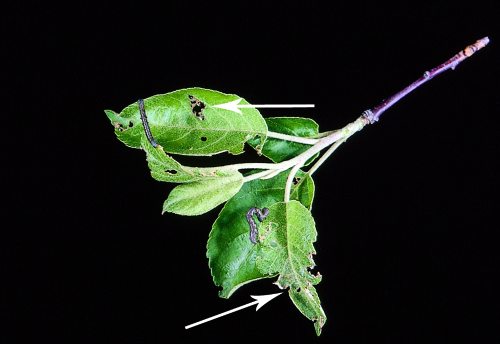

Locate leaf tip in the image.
[313,315,326,336]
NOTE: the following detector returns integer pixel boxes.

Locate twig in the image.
[306,133,349,178]
[150,38,490,191]
[362,37,489,123]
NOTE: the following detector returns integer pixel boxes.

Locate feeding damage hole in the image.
[164,170,178,175]
[113,121,133,132]
[200,137,207,142]
[188,94,206,121]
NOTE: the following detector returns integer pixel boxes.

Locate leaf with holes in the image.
[256,200,326,336]
[141,136,238,183]
[105,88,267,156]
[207,170,315,299]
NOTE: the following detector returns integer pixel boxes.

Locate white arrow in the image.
[185,292,283,329]
[212,98,314,114]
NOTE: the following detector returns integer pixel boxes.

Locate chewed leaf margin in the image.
[256,201,326,336]
[207,169,315,299]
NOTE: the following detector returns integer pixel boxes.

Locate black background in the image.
[4,2,499,342]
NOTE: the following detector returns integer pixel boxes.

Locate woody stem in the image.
[362,37,489,123]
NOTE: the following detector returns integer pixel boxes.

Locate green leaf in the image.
[247,117,320,165]
[207,170,314,298]
[105,88,267,156]
[256,201,326,336]
[289,283,327,336]
[141,136,238,183]
[290,172,315,211]
[162,171,243,216]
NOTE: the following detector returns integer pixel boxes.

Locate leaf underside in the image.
[163,171,244,216]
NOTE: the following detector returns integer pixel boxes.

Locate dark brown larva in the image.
[246,207,270,244]
[138,99,158,148]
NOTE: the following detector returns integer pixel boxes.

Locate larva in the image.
[138,99,158,148]
[246,207,269,244]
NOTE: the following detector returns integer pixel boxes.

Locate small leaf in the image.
[247,117,320,165]
[105,88,267,156]
[290,172,315,211]
[207,170,314,298]
[163,172,243,215]
[256,201,326,336]
[142,136,237,183]
[289,284,327,336]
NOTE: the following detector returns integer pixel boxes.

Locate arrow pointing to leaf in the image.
[185,292,283,329]
[212,98,314,114]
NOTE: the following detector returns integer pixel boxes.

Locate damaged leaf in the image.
[256,200,326,336]
[207,170,315,299]
[142,136,237,183]
[104,87,267,156]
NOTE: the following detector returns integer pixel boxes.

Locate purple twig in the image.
[362,37,489,124]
